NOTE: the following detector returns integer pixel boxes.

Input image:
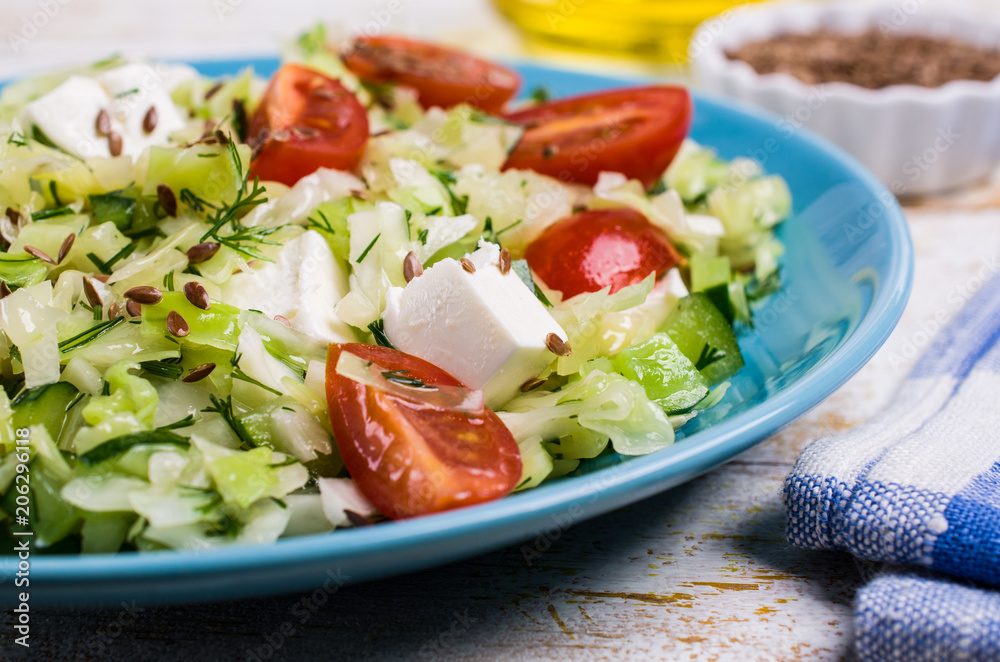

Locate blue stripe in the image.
[932,461,1000,586]
[910,279,1000,379]
[856,571,1000,662]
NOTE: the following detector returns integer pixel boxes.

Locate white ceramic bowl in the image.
[689,0,1000,196]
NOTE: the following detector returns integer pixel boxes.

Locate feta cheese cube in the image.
[94,64,186,158]
[19,75,111,158]
[19,63,186,160]
[383,242,568,408]
[220,230,356,344]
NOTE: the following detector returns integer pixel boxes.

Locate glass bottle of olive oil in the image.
[493,0,766,64]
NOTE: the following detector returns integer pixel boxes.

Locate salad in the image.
[0,27,790,553]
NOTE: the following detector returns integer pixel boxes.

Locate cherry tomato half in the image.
[504,86,692,188]
[525,208,681,300]
[247,64,369,186]
[342,35,520,113]
[325,343,522,520]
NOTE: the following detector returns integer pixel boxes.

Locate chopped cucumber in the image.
[611,333,708,414]
[662,293,744,385]
[0,253,48,290]
[11,381,79,440]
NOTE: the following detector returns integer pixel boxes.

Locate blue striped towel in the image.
[784,277,1000,661]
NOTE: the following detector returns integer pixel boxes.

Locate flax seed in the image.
[186,241,220,265]
[545,333,572,356]
[403,251,423,283]
[143,106,158,134]
[499,247,511,275]
[182,362,216,383]
[24,245,55,264]
[124,286,163,305]
[108,131,123,157]
[166,310,190,337]
[82,277,103,308]
[183,281,211,310]
[157,183,177,217]
[95,109,111,136]
[57,233,75,264]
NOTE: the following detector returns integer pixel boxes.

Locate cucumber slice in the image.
[11,381,79,440]
[662,293,744,385]
[612,333,708,414]
[689,253,731,293]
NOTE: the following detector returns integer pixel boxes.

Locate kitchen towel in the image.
[784,276,1000,661]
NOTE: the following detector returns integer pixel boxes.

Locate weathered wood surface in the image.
[2,1,1000,659]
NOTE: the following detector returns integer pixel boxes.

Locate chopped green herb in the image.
[511,259,553,307]
[204,394,256,447]
[356,233,380,263]
[368,319,395,349]
[695,344,727,371]
[198,139,275,261]
[59,317,125,353]
[158,414,196,431]
[428,168,469,215]
[381,369,436,390]
[529,86,551,103]
[31,206,73,221]
[179,188,217,213]
[87,242,136,274]
[140,358,184,380]
[232,365,282,396]
[78,429,190,467]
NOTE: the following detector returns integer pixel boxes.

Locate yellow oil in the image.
[493,0,766,64]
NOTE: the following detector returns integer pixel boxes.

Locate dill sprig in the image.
[198,138,277,261]
[204,394,256,447]
[695,344,727,371]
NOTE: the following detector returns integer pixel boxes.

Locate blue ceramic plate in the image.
[2,59,913,607]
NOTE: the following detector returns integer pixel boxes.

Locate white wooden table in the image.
[2,1,999,659]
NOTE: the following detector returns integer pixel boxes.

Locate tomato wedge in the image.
[504,86,692,188]
[325,343,522,520]
[247,64,369,186]
[525,208,681,300]
[342,35,520,113]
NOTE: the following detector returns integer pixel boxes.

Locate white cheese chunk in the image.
[94,64,186,158]
[220,230,355,344]
[383,241,568,409]
[20,75,111,158]
[19,63,186,160]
